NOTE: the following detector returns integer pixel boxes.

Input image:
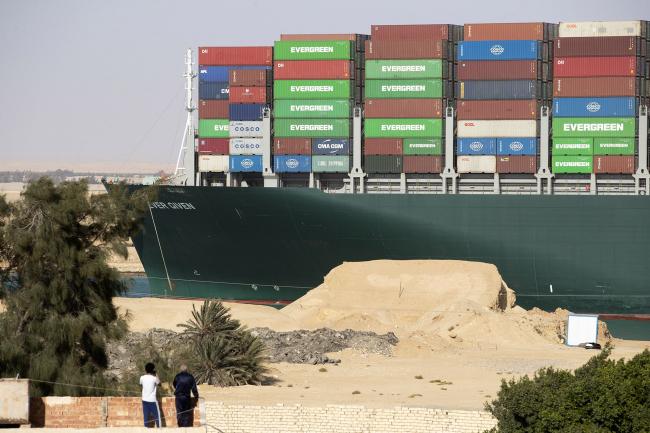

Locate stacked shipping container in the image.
[456,23,554,174]
[552,21,648,174]
[197,47,272,173]
[363,25,455,174]
[195,22,649,182]
[273,35,364,174]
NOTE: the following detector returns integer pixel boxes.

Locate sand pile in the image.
[282,260,591,348]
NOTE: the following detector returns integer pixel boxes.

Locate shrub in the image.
[485,346,650,433]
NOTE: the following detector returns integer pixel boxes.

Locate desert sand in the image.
[115,260,650,410]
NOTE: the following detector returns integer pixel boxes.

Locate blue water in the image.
[121,274,153,298]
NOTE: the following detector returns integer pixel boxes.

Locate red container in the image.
[281,34,357,41]
[274,60,352,80]
[198,47,273,66]
[364,139,403,155]
[594,156,635,174]
[198,138,229,154]
[553,77,638,97]
[403,156,443,173]
[496,156,537,174]
[273,138,311,155]
[365,40,445,60]
[364,99,443,118]
[554,57,638,78]
[464,23,545,41]
[228,86,268,104]
[370,24,450,41]
[554,37,640,57]
[199,100,229,119]
[457,100,538,120]
[457,60,540,80]
[229,69,268,87]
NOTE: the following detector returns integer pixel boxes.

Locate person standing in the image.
[140,362,161,428]
[172,364,199,427]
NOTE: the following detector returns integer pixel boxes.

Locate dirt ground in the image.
[114,260,650,410]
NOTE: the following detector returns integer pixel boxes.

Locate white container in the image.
[559,21,643,38]
[229,121,263,138]
[229,138,263,155]
[198,155,229,173]
[457,120,536,138]
[457,155,496,174]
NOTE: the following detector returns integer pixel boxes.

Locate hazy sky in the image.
[1,0,647,172]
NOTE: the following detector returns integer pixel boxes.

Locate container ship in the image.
[131,21,650,329]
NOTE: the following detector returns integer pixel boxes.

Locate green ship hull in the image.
[132,186,650,316]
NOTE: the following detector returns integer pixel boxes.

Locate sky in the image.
[0,0,647,173]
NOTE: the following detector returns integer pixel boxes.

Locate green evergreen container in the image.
[365,60,444,79]
[552,117,636,138]
[365,79,443,99]
[312,155,350,173]
[593,137,635,155]
[403,138,443,155]
[274,119,350,138]
[365,118,443,138]
[274,80,351,100]
[552,155,593,174]
[274,40,353,60]
[552,138,593,156]
[199,119,229,138]
[274,99,351,118]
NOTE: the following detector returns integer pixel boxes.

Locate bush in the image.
[485,346,650,433]
[180,300,268,386]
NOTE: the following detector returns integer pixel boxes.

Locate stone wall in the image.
[29,397,202,428]
[204,401,497,433]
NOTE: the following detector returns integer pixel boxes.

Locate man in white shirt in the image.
[140,362,161,428]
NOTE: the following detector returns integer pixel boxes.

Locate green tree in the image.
[180,300,268,386]
[485,346,650,433]
[0,178,151,396]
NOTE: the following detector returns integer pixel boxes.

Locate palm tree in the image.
[179,300,268,386]
[178,300,240,342]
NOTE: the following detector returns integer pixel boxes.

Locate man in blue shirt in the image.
[173,364,199,427]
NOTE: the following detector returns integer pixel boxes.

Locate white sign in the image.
[566,314,599,346]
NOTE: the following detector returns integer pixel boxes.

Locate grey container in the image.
[456,80,541,100]
[364,155,403,173]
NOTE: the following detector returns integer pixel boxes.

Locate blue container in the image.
[229,104,264,121]
[274,155,312,173]
[458,40,541,61]
[311,138,350,155]
[553,97,636,118]
[457,138,497,155]
[457,80,539,100]
[199,65,270,83]
[199,82,229,100]
[229,155,263,172]
[497,138,538,156]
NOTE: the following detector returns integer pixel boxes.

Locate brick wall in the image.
[29,397,202,428]
[204,401,497,433]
